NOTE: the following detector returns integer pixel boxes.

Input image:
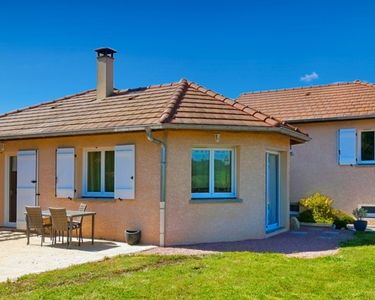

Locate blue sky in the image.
[1,0,374,113]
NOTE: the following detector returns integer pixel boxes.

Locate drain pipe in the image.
[145,128,166,247]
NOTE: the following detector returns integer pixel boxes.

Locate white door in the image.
[16,150,38,229]
[266,152,280,232]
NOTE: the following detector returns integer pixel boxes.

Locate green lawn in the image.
[1,233,375,299]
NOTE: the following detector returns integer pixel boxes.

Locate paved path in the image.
[145,226,354,258]
[0,229,155,282]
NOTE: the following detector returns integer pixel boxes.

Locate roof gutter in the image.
[145,128,166,247]
[0,124,309,143]
[159,124,310,143]
[0,126,160,141]
[287,114,375,124]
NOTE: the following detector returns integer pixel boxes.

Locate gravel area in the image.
[143,226,354,258]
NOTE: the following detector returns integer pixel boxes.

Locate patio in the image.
[0,229,156,282]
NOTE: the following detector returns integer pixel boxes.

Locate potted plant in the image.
[125,229,141,245]
[352,208,368,232]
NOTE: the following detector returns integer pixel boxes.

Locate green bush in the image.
[332,209,355,229]
[297,193,355,228]
[297,209,315,223]
[299,193,334,224]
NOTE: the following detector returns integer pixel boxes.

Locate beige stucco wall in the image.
[0,130,291,246]
[165,130,290,245]
[0,132,162,244]
[291,119,375,213]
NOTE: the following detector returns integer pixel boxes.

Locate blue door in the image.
[266,152,280,232]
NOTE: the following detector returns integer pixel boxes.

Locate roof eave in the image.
[160,124,309,143]
[0,123,309,143]
[287,114,375,124]
[0,125,160,141]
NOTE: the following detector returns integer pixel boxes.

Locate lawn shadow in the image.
[340,232,375,248]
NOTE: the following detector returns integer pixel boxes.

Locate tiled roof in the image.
[0,79,307,140]
[236,80,375,123]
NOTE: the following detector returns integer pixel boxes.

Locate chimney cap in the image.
[95,47,117,58]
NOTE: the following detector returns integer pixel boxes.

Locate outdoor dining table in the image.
[25,210,96,245]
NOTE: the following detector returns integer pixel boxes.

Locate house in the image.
[0,48,308,246]
[237,81,375,217]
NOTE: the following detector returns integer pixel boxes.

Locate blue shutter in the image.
[338,129,356,165]
[56,148,75,198]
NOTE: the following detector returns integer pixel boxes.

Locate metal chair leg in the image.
[78,227,81,246]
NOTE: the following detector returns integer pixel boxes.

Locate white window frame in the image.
[358,129,375,164]
[82,147,115,198]
[191,148,236,199]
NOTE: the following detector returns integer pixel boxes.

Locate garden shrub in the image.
[299,192,334,224]
[297,209,315,223]
[332,209,355,229]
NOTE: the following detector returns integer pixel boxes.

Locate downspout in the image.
[145,128,166,247]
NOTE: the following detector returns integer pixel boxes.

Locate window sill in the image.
[357,162,375,166]
[76,197,116,202]
[190,198,243,204]
[341,163,375,167]
[339,162,375,167]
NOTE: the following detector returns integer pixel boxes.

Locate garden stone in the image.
[290,217,300,231]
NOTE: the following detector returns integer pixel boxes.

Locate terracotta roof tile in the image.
[237,80,375,122]
[0,79,307,139]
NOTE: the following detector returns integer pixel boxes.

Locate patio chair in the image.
[25,206,52,246]
[49,208,75,248]
[71,203,87,244]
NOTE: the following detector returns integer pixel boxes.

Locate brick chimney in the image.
[95,47,117,100]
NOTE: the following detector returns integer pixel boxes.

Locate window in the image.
[191,148,235,199]
[360,205,375,218]
[338,129,375,165]
[360,131,375,163]
[83,149,115,197]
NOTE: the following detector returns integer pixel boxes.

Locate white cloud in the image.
[300,72,319,83]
